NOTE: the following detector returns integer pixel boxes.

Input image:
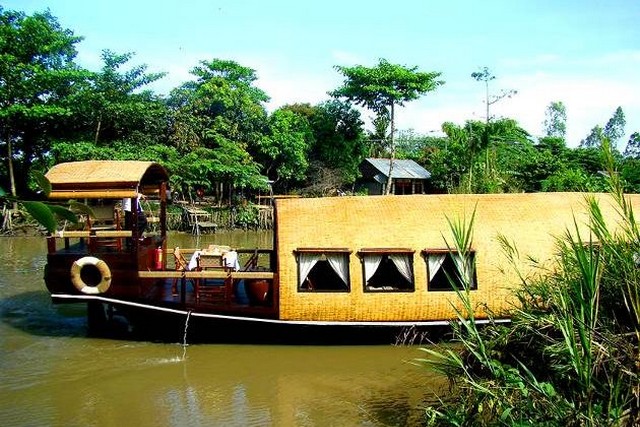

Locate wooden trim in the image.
[52,230,91,238]
[49,190,137,199]
[358,248,415,254]
[138,271,275,280]
[94,230,132,238]
[165,248,273,255]
[294,247,351,253]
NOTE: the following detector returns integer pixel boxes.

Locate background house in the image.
[358,158,431,195]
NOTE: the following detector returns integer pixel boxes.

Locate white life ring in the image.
[70,256,112,295]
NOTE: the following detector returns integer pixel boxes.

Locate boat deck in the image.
[138,273,278,319]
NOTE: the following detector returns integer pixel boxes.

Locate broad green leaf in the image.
[48,204,78,223]
[0,187,6,197]
[500,407,512,422]
[69,201,94,217]
[32,171,52,196]
[22,201,57,233]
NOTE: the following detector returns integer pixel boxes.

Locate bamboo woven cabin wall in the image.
[274,193,640,322]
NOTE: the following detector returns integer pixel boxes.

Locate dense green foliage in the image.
[1,6,639,204]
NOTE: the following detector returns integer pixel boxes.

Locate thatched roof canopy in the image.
[45,160,169,199]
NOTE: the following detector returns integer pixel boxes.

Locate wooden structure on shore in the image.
[41,161,640,341]
[182,206,217,235]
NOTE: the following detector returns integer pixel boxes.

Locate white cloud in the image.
[389,68,640,149]
[497,73,640,146]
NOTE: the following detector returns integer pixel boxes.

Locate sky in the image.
[6,0,640,148]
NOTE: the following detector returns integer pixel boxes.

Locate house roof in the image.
[363,158,431,181]
[45,160,169,199]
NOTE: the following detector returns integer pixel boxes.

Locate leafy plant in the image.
[0,171,90,233]
[420,141,640,426]
[233,203,259,229]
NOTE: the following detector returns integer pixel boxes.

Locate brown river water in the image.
[0,232,446,426]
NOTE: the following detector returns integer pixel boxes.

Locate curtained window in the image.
[359,249,414,292]
[423,249,477,291]
[296,249,351,292]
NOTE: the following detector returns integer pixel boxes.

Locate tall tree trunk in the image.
[94,113,102,144]
[385,103,396,195]
[6,129,17,210]
[485,79,490,124]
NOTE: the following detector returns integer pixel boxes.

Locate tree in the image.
[580,125,604,148]
[367,111,391,157]
[168,59,269,149]
[253,108,312,191]
[282,101,366,192]
[307,100,366,184]
[580,107,625,149]
[543,101,567,139]
[603,106,625,147]
[166,59,270,201]
[440,118,530,193]
[471,66,516,124]
[623,131,640,158]
[75,50,167,145]
[330,59,443,194]
[620,157,640,192]
[0,7,84,198]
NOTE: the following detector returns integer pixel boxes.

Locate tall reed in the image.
[419,141,639,426]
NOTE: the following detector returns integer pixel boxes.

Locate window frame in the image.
[358,248,416,293]
[294,247,352,293]
[422,248,478,292]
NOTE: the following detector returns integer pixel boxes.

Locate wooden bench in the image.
[194,220,217,235]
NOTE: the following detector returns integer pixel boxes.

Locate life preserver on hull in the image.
[70,256,112,295]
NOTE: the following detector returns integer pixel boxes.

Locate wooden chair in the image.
[171,247,190,297]
[198,254,224,270]
[89,206,123,251]
[195,254,228,303]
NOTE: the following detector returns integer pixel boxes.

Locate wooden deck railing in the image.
[47,230,133,252]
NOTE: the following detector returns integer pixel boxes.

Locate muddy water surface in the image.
[0,233,446,426]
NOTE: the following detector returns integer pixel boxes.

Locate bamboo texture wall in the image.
[274,193,640,322]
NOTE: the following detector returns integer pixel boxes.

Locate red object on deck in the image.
[154,246,163,270]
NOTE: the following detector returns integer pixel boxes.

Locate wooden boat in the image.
[43,160,640,342]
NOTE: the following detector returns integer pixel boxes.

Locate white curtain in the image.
[363,254,383,283]
[427,254,446,281]
[326,253,349,287]
[389,254,413,283]
[298,253,321,286]
[452,253,472,285]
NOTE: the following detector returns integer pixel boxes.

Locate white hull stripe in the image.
[51,293,510,327]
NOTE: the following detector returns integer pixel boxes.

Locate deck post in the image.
[180,276,186,304]
[46,235,56,253]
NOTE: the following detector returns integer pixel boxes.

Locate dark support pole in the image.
[132,194,139,251]
[160,182,167,239]
[160,181,168,269]
[181,276,186,305]
[47,236,56,253]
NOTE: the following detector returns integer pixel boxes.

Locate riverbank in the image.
[1,201,275,237]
